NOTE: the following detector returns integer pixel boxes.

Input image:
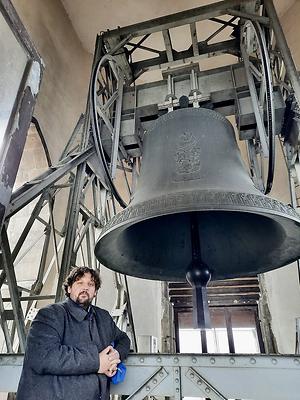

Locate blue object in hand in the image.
[111,362,126,384]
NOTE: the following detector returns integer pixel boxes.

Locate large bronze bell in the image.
[95,108,300,327]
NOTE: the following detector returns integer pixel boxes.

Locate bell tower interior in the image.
[1,0,300,398]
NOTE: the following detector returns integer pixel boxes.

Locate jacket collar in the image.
[64,297,94,321]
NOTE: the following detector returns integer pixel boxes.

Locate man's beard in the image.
[75,291,93,308]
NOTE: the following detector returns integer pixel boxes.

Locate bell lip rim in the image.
[95,231,300,281]
[91,256,300,282]
[95,201,300,281]
[98,196,300,240]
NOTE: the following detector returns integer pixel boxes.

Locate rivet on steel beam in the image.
[174,357,179,363]
[294,359,300,365]
[205,388,211,394]
[272,358,277,365]
[140,357,144,363]
[175,369,179,374]
[190,372,195,378]
[197,380,202,385]
[230,357,235,364]
[210,357,216,364]
[159,371,164,377]
[176,388,180,393]
[157,357,162,363]
[146,386,150,392]
[192,357,197,363]
[153,379,157,384]
[175,378,179,383]
[250,358,256,364]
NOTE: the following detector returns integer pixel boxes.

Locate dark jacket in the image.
[16,298,130,400]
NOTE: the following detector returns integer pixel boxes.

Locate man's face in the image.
[67,272,97,307]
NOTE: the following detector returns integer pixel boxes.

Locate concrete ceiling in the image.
[61,0,297,54]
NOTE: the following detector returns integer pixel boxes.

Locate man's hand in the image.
[98,345,121,376]
[106,347,120,377]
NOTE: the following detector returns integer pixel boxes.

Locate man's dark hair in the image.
[63,266,101,297]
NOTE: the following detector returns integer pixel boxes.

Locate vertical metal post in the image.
[85,223,92,269]
[110,76,125,179]
[131,158,139,196]
[10,320,16,350]
[201,329,208,353]
[99,185,108,223]
[264,0,300,106]
[92,179,99,222]
[296,317,300,354]
[124,276,138,352]
[174,309,180,352]
[89,223,97,270]
[0,294,13,352]
[48,195,60,273]
[255,306,266,353]
[36,226,51,289]
[26,225,51,321]
[0,271,6,289]
[55,163,87,302]
[225,308,235,353]
[0,229,26,352]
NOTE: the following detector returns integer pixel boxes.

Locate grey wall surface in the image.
[12,0,92,162]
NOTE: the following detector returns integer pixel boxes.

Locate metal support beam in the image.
[103,0,255,39]
[190,23,199,56]
[162,29,174,62]
[132,39,239,76]
[1,353,300,399]
[227,8,269,24]
[7,146,95,218]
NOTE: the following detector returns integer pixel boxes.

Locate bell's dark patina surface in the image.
[95,108,300,282]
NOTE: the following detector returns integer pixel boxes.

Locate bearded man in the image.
[16,266,130,400]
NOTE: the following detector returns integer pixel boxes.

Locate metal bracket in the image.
[126,366,169,400]
[185,367,228,400]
